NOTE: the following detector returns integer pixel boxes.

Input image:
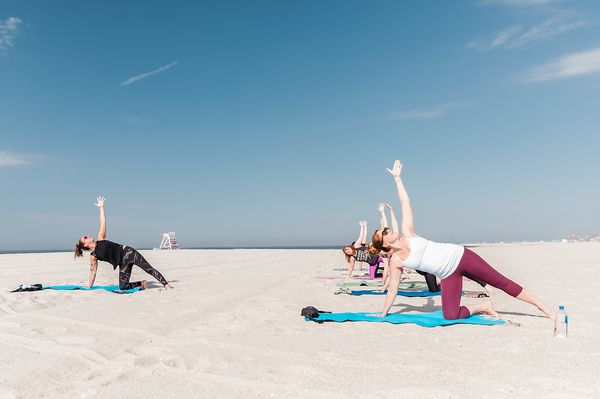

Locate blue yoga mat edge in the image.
[43,285,141,294]
[350,289,441,297]
[305,310,505,327]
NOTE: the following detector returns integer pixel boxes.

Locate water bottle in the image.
[554,305,568,338]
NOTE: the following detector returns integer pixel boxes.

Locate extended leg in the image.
[460,248,553,319]
[459,249,522,297]
[517,290,555,320]
[130,249,169,286]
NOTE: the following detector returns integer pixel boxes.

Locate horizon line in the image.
[0,239,593,255]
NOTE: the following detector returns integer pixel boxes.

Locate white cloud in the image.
[490,26,523,48]
[508,17,590,48]
[470,0,594,51]
[387,102,472,120]
[469,26,522,50]
[120,61,179,86]
[0,17,22,55]
[0,150,32,166]
[482,0,559,6]
[525,47,600,82]
[469,15,590,50]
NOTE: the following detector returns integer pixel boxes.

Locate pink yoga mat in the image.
[315,275,380,280]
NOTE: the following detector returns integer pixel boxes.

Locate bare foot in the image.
[480,300,499,318]
[164,284,174,290]
[141,280,147,290]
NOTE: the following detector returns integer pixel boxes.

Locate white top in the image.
[401,236,464,279]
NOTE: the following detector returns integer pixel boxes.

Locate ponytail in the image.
[370,231,390,253]
[74,241,85,258]
[367,243,380,255]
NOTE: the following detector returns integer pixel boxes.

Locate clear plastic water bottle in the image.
[554,305,568,338]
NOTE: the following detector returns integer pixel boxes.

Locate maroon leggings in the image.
[440,248,523,320]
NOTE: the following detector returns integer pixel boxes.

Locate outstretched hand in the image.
[94,196,106,208]
[386,160,403,178]
[384,202,393,211]
[377,203,385,212]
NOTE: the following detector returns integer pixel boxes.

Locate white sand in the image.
[0,243,598,398]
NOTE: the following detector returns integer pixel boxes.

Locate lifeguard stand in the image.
[158,232,180,250]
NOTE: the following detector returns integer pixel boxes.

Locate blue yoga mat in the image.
[306,310,505,327]
[351,289,441,297]
[44,285,141,294]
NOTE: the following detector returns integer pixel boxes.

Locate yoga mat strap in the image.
[10,283,43,293]
[300,306,332,324]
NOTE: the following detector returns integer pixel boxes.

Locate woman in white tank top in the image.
[370,160,554,322]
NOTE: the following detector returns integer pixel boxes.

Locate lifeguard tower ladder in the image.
[158,232,180,250]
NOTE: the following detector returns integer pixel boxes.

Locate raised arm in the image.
[386,161,415,238]
[378,203,388,229]
[95,196,106,240]
[385,203,399,233]
[353,221,365,249]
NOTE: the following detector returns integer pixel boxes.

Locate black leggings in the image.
[416,271,441,292]
[416,270,487,293]
[119,247,169,289]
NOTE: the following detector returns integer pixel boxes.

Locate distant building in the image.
[566,234,579,243]
[564,234,600,243]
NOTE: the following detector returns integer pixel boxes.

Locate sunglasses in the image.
[382,228,390,236]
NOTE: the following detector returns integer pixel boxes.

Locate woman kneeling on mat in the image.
[371,161,553,320]
[74,196,173,291]
[378,202,442,294]
[342,220,384,279]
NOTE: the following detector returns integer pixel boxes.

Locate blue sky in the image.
[1,0,599,250]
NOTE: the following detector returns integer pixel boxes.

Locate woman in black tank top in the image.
[342,220,380,278]
[74,196,173,291]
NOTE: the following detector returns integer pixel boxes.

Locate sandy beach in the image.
[0,242,598,398]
